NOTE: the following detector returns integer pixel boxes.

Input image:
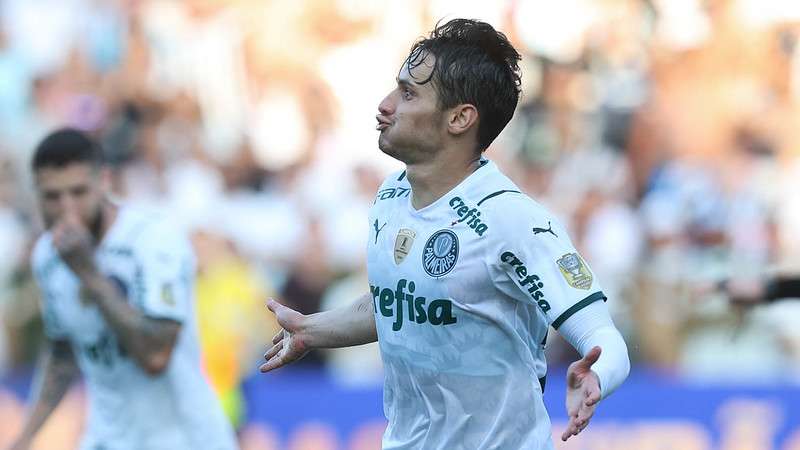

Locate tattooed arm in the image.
[10,340,79,450]
[52,214,181,376]
[260,293,377,372]
[309,292,378,348]
[78,273,180,375]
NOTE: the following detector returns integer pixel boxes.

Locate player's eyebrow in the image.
[396,77,416,88]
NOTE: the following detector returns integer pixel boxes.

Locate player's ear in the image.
[447,104,478,137]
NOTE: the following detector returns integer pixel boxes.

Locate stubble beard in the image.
[88,202,105,242]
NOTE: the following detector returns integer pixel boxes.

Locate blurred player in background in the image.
[9,129,237,450]
[260,19,630,449]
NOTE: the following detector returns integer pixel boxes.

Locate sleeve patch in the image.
[556,253,593,290]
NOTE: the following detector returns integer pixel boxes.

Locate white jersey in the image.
[367,160,606,450]
[31,206,238,450]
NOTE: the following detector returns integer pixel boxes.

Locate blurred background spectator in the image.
[1,0,800,449]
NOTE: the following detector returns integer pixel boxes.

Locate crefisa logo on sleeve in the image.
[422,229,459,277]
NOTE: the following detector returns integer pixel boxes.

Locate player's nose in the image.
[60,195,79,219]
[378,94,395,117]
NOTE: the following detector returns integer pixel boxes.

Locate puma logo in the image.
[532,221,557,238]
[374,219,387,244]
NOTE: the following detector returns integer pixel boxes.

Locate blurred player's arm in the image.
[80,272,180,375]
[557,300,630,441]
[260,293,377,373]
[52,213,180,376]
[10,339,79,450]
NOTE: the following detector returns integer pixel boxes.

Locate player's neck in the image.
[406,153,481,210]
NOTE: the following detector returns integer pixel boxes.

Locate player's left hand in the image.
[52,211,97,278]
[562,346,602,442]
[259,299,311,373]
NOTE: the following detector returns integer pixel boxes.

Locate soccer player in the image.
[260,19,630,449]
[10,129,238,450]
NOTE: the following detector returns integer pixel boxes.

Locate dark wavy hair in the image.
[32,128,104,172]
[403,18,522,151]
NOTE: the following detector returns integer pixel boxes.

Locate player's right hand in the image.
[51,210,96,278]
[260,299,311,373]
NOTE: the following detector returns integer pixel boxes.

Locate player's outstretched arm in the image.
[557,301,629,442]
[9,340,79,450]
[260,293,377,373]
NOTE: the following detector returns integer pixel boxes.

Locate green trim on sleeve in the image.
[476,189,521,206]
[552,291,607,330]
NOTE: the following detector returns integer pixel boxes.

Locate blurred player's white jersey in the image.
[32,206,238,450]
[367,160,606,450]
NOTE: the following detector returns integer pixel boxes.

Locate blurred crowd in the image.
[2,0,800,434]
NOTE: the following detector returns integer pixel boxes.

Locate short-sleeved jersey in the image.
[367,160,606,450]
[31,206,238,450]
